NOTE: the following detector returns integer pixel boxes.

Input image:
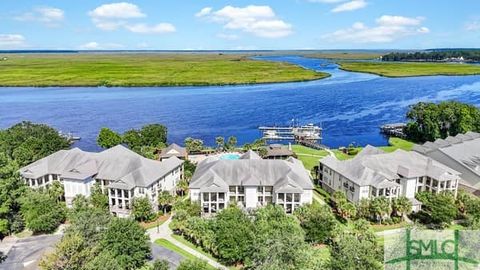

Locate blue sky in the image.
[0,0,479,50]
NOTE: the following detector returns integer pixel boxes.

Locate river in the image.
[1,55,480,151]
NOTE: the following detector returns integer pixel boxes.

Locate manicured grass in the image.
[154,239,217,270]
[291,145,329,171]
[139,214,169,230]
[339,61,480,77]
[0,53,328,87]
[380,137,415,152]
[371,222,408,233]
[171,234,217,261]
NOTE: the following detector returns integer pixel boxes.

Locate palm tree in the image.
[177,179,189,197]
[370,196,391,224]
[48,180,64,202]
[215,136,225,152]
[158,191,174,215]
[392,196,412,220]
[227,136,237,150]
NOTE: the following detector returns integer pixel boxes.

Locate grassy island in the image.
[339,61,480,77]
[0,53,328,87]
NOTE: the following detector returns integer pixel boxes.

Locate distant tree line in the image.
[404,101,480,142]
[382,50,480,62]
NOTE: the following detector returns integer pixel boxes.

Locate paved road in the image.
[151,243,183,269]
[0,235,61,270]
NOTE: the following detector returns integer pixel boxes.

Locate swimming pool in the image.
[220,153,241,160]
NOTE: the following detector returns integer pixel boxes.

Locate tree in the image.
[369,196,391,224]
[97,128,122,149]
[20,190,66,234]
[392,196,412,220]
[152,259,169,270]
[257,148,268,158]
[39,231,91,270]
[0,154,26,239]
[177,259,210,270]
[90,183,109,211]
[132,197,155,222]
[405,101,480,142]
[158,191,174,215]
[227,136,237,150]
[139,124,168,147]
[100,218,151,270]
[213,205,255,265]
[184,137,204,153]
[294,203,338,244]
[123,129,143,150]
[356,198,371,220]
[421,192,458,228]
[248,205,311,270]
[83,251,121,270]
[177,179,189,197]
[215,136,225,151]
[332,191,356,219]
[0,121,70,167]
[48,180,64,202]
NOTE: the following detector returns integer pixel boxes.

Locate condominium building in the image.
[19,145,183,217]
[319,146,460,211]
[189,150,313,215]
[414,131,480,195]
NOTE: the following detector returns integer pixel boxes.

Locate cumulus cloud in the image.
[0,34,26,48]
[331,0,367,13]
[196,5,293,38]
[88,2,175,34]
[125,23,176,34]
[79,41,124,50]
[322,15,429,43]
[15,7,64,27]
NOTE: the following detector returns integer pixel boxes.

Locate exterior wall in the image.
[301,189,313,204]
[244,186,258,208]
[64,177,95,207]
[24,174,58,188]
[190,188,200,201]
[401,178,417,199]
[358,186,370,201]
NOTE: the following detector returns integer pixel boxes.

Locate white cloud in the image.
[466,20,480,31]
[331,0,367,13]
[88,2,145,19]
[196,7,212,17]
[125,23,176,34]
[79,41,124,50]
[196,5,293,38]
[15,7,64,27]
[0,34,26,48]
[323,15,429,43]
[88,2,175,34]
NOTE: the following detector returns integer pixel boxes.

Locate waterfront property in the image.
[19,145,184,217]
[262,144,295,159]
[319,146,460,211]
[159,143,188,161]
[413,132,480,195]
[189,150,313,215]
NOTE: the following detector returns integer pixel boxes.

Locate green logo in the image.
[385,229,480,270]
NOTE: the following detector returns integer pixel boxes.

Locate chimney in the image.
[288,142,292,151]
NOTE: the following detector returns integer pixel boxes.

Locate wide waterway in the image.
[1,55,480,152]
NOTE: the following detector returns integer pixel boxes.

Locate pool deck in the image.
[188,152,242,164]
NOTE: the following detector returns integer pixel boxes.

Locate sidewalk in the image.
[147,217,227,270]
[0,237,17,257]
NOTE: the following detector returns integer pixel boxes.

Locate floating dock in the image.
[259,123,326,149]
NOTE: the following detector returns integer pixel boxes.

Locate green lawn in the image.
[171,234,217,261]
[339,61,480,77]
[0,53,328,87]
[371,222,409,233]
[291,145,329,171]
[332,138,414,160]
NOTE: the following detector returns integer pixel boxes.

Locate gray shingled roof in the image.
[263,144,294,158]
[159,143,187,159]
[190,153,313,193]
[20,145,183,189]
[413,132,480,178]
[321,145,459,188]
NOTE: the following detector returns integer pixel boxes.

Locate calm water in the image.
[1,55,480,152]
